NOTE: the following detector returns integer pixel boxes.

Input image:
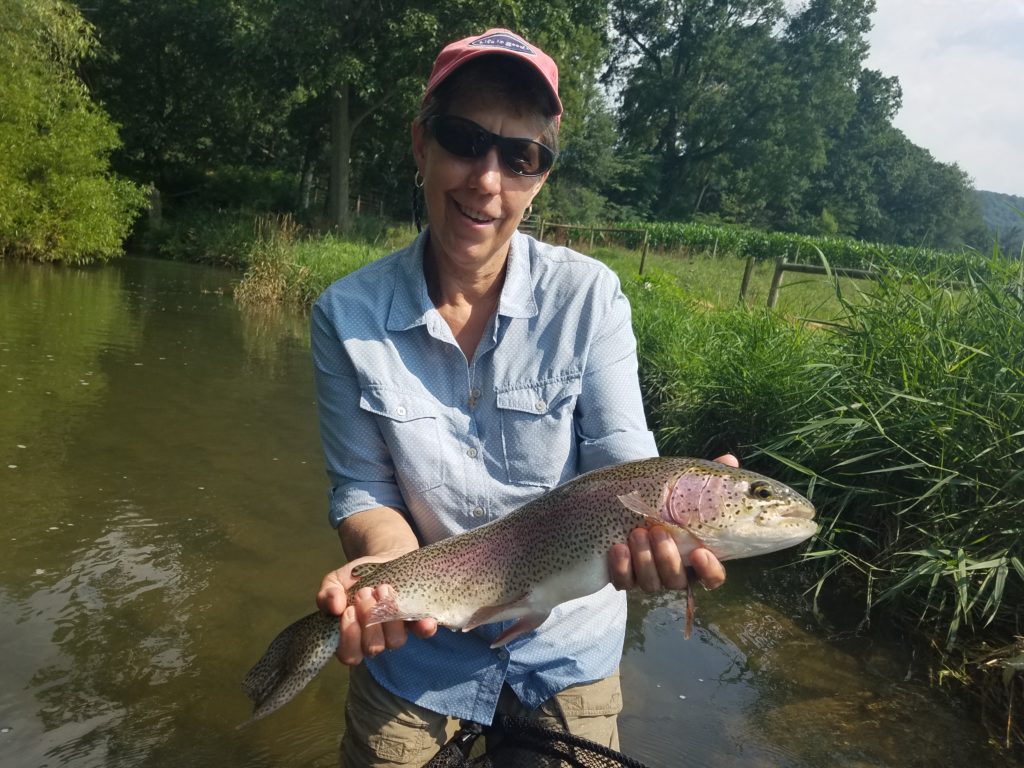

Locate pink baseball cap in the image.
[422,29,563,121]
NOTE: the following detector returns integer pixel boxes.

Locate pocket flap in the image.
[359,387,439,422]
[496,375,582,415]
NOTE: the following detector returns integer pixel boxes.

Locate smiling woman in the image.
[304,28,730,767]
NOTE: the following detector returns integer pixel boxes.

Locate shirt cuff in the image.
[328,480,408,528]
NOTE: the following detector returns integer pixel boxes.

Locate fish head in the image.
[664,463,817,561]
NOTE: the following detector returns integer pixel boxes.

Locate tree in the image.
[0,0,143,263]
[607,0,790,219]
[79,1,292,195]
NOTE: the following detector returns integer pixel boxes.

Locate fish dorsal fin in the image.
[617,491,659,519]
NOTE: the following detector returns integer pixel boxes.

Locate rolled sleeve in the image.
[311,301,407,527]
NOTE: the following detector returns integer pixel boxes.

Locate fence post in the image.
[538,218,546,242]
[638,231,650,276]
[589,227,596,250]
[739,255,755,305]
[767,261,785,309]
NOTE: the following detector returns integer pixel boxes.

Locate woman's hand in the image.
[607,453,738,593]
[317,553,438,666]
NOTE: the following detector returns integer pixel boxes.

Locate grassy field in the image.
[594,245,873,320]
[231,219,871,320]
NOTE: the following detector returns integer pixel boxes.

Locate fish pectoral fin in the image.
[617,490,659,518]
[490,611,551,648]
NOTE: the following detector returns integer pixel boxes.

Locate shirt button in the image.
[496,649,509,660]
[471,506,485,518]
[466,447,478,459]
[470,388,481,399]
[534,400,546,411]
[396,406,407,417]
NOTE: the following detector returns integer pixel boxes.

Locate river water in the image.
[0,257,1006,768]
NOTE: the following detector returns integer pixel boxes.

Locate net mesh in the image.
[422,716,651,768]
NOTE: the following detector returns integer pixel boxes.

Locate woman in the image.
[312,28,729,766]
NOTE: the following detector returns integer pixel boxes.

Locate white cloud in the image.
[865,0,1024,195]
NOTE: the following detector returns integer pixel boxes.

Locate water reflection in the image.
[621,560,1003,767]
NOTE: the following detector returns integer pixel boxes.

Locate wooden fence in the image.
[734,258,880,308]
[520,220,652,273]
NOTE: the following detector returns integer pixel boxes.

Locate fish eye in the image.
[749,481,773,500]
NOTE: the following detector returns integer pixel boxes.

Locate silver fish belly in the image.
[241,457,816,724]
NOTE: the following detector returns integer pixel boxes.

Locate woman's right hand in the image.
[316,554,438,666]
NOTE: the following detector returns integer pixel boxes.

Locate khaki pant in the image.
[341,663,622,767]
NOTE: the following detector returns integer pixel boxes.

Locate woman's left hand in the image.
[607,453,738,593]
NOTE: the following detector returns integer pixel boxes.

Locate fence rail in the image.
[519,220,652,273]
[763,260,878,308]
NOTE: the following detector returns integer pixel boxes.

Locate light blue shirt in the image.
[311,228,658,724]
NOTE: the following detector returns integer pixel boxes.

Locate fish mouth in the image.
[781,503,816,521]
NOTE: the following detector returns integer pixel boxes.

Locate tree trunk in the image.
[298,133,318,213]
[327,83,352,232]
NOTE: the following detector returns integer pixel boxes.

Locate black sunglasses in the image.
[427,115,556,177]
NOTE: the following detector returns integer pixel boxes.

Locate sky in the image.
[864,0,1024,196]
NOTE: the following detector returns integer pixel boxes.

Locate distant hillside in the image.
[975,190,1024,257]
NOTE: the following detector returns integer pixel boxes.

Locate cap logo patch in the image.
[470,32,535,56]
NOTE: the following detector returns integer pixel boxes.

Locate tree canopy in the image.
[66,0,989,252]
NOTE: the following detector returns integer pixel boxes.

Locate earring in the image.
[414,170,425,189]
[522,205,533,222]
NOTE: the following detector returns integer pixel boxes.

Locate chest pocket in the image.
[359,387,444,493]
[495,375,582,487]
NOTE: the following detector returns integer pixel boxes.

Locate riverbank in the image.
[139,210,1023,755]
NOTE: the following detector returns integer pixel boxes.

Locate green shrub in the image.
[0,0,144,264]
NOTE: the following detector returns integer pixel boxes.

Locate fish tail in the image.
[239,612,339,726]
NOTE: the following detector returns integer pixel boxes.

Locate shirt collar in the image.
[499,232,539,319]
[386,230,433,332]
[386,229,539,332]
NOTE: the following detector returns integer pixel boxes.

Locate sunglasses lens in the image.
[433,117,488,159]
[500,140,551,176]
[430,116,553,177]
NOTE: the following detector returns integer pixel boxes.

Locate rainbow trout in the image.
[241,457,816,723]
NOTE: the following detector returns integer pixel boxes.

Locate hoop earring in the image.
[414,170,425,189]
[522,205,533,222]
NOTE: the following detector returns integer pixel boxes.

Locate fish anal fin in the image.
[617,491,659,518]
[363,593,430,626]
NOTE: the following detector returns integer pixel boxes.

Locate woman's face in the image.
[412,94,549,277]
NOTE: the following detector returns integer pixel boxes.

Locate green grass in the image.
[594,245,872,320]
[233,216,409,307]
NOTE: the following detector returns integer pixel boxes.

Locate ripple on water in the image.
[0,504,208,768]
